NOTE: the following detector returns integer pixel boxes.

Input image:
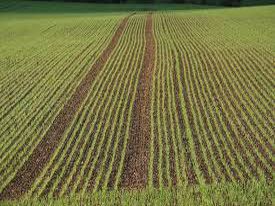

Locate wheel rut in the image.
[120,13,155,188]
[0,14,132,201]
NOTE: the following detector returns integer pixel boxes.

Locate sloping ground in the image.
[0,10,128,197]
[150,7,274,187]
[12,13,147,199]
[0,14,132,200]
[0,2,274,205]
[121,13,155,188]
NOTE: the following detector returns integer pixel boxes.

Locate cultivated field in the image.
[0,1,274,205]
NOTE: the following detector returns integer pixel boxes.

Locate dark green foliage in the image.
[241,0,275,5]
[222,0,241,6]
[26,0,275,6]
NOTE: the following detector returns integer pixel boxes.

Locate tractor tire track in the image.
[120,13,155,188]
[0,14,132,200]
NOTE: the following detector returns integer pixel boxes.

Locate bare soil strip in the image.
[120,13,155,188]
[0,15,131,201]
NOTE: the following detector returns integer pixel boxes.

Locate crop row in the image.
[25,14,146,198]
[148,12,274,187]
[0,14,126,193]
[0,9,274,199]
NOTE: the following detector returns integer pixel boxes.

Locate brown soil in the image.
[0,15,131,201]
[173,64,198,185]
[209,52,273,181]
[201,51,270,180]
[200,52,257,180]
[174,51,207,185]
[120,13,155,188]
[51,38,132,196]
[195,53,242,182]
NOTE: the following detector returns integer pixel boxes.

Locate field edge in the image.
[0,180,274,206]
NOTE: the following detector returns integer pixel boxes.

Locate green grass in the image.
[1,181,274,205]
[0,1,129,193]
[0,1,274,205]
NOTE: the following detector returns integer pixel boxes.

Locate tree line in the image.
[31,0,251,6]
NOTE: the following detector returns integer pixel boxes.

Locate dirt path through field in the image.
[0,14,132,201]
[121,13,155,188]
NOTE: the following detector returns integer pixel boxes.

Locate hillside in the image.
[0,1,274,205]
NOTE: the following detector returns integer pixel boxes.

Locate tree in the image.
[222,0,241,6]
